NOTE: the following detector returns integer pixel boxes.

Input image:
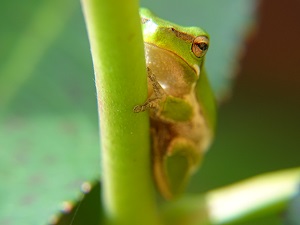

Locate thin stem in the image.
[207,167,300,224]
[80,1,161,225]
[161,167,300,225]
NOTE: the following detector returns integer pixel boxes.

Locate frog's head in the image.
[140,8,209,76]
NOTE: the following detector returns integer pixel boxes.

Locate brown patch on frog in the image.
[150,118,177,199]
[141,17,150,24]
[170,27,194,42]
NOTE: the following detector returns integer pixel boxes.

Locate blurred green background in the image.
[191,0,300,191]
[0,0,299,224]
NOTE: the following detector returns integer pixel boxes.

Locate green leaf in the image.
[55,181,103,225]
[0,0,100,224]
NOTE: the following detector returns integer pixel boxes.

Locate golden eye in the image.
[192,36,209,58]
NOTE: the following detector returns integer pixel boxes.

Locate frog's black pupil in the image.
[198,42,208,51]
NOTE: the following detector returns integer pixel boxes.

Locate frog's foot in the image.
[133,97,160,113]
[155,137,202,199]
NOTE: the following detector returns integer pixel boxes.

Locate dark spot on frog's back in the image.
[170,28,194,42]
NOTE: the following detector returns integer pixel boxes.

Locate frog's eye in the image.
[192,36,209,58]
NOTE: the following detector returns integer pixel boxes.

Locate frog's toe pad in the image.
[133,105,144,113]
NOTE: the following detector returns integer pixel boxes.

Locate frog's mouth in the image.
[164,45,200,77]
[165,47,201,78]
[192,64,200,76]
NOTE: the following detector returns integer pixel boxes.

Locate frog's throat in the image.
[145,42,201,77]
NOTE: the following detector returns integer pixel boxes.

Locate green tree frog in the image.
[134,8,216,199]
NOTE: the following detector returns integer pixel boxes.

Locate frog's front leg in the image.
[133,67,166,113]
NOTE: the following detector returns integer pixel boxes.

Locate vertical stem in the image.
[81,1,161,225]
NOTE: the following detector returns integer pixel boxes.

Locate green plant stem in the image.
[207,167,300,224]
[161,167,300,225]
[80,1,161,225]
